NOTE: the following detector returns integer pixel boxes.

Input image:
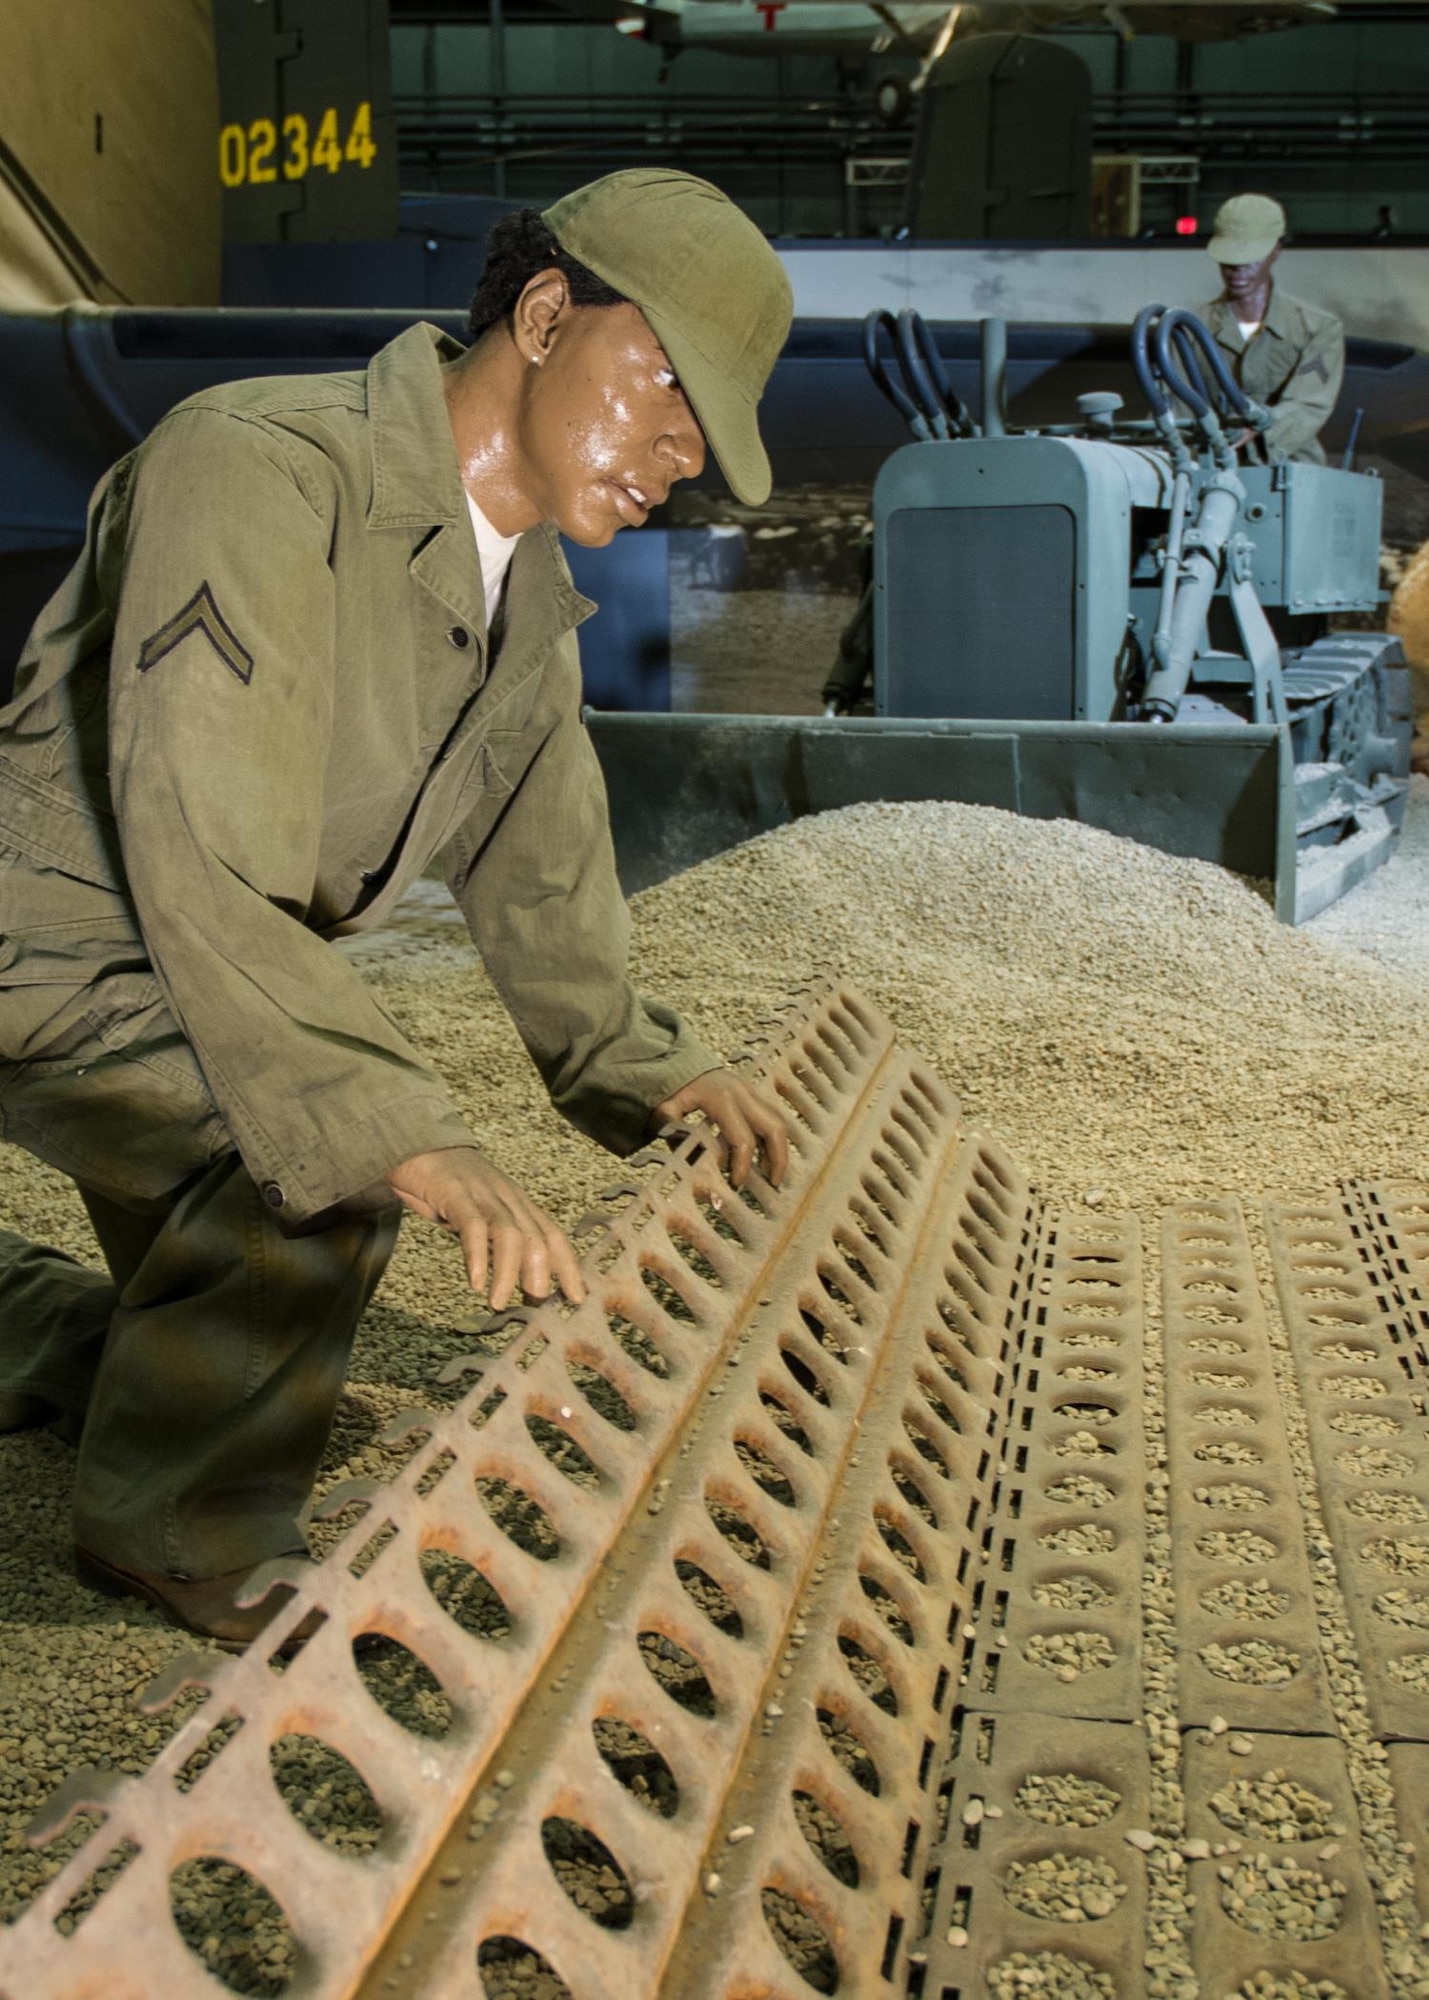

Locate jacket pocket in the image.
[0,845,148,1060]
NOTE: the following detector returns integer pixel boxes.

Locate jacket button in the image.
[447,625,469,649]
[262,1182,285,1210]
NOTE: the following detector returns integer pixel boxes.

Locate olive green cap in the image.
[1208,192,1286,266]
[543,169,793,506]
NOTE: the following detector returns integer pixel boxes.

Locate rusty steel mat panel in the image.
[0,983,1040,2000]
[0,982,896,2000]
[1162,1200,1333,1734]
[1267,1190,1429,1744]
[645,1132,1032,2000]
[920,1711,1153,2000]
[358,1108,1034,1997]
[956,1212,1148,1726]
[1181,1729,1389,2000]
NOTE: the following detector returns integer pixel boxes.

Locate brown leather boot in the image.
[74,1546,320,1653]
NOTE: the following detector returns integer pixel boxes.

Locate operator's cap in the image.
[543,170,793,507]
[1207,193,1287,266]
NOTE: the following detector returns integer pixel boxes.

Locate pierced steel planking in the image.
[957,1210,1148,1727]
[1181,1729,1389,2000]
[1162,1199,1334,1734]
[0,984,1021,2000]
[921,1712,1153,2000]
[1266,1186,1429,1744]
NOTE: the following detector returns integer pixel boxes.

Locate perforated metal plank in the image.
[359,1113,1031,2000]
[0,985,1036,2000]
[0,983,890,2000]
[1370,1183,1429,1298]
[957,1212,1147,1725]
[1181,1730,1390,2000]
[1162,1200,1333,1734]
[920,1713,1153,2000]
[1346,1180,1429,1372]
[1267,1193,1429,1743]
[650,1133,1032,2000]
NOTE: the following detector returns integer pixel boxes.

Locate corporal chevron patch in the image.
[136,582,254,685]
[1295,352,1332,386]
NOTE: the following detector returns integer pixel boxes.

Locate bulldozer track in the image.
[2,989,1427,2000]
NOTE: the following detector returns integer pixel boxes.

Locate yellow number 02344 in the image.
[219,104,377,188]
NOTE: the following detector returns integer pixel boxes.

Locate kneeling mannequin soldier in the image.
[0,170,791,1648]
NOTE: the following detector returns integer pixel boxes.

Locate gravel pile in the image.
[1031,1576,1114,1612]
[1200,1640,1302,1686]
[3,795,1428,1984]
[1208,1772,1338,1841]
[1218,1854,1345,1940]
[1339,1447,1414,1478]
[1004,1853,1128,1922]
[987,1949,1117,2000]
[1232,1974,1348,2000]
[1196,1530,1278,1565]
[1193,1483,1267,1512]
[1198,1577,1291,1621]
[1040,1525,1116,1556]
[1025,1632,1117,1681]
[1016,1773,1122,1828]
[1345,1491,1427,1522]
[1387,1653,1429,1692]
[1053,1431,1116,1459]
[1045,1476,1116,1509]
[1374,1590,1429,1628]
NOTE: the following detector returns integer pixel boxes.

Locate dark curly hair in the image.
[467,208,629,342]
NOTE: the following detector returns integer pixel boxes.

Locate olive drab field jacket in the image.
[1198,285,1345,465]
[0,323,720,1223]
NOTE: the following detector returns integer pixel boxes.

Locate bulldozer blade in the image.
[586,711,1305,919]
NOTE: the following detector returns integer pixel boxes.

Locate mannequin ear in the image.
[513,268,571,366]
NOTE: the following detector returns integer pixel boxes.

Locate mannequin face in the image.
[1218,242,1281,317]
[504,280,707,546]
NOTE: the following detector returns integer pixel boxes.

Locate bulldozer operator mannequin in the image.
[0,169,793,1652]
[1199,191,1346,465]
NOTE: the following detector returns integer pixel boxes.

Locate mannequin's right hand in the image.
[384,1146,586,1309]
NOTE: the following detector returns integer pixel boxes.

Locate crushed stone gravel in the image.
[1209,1771,1336,1840]
[1218,1854,1345,1940]
[986,1948,1117,2000]
[1004,1852,1129,1922]
[1199,1639,1302,1686]
[1015,1773,1122,1828]
[1024,1631,1117,1680]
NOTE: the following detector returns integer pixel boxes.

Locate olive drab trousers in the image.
[0,984,400,1582]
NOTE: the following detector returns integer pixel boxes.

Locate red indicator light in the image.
[1175,215,1198,236]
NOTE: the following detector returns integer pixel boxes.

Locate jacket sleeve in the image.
[1264,314,1345,460]
[442,636,723,1156]
[108,407,478,1223]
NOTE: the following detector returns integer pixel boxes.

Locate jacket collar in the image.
[1207,281,1293,347]
[366,322,595,644]
[366,321,469,531]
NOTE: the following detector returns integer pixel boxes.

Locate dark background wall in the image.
[387,2,1429,240]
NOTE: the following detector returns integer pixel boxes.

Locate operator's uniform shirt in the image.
[1198,284,1345,465]
[0,323,721,1222]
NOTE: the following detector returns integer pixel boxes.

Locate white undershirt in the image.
[465,491,522,630]
[1236,319,1262,341]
